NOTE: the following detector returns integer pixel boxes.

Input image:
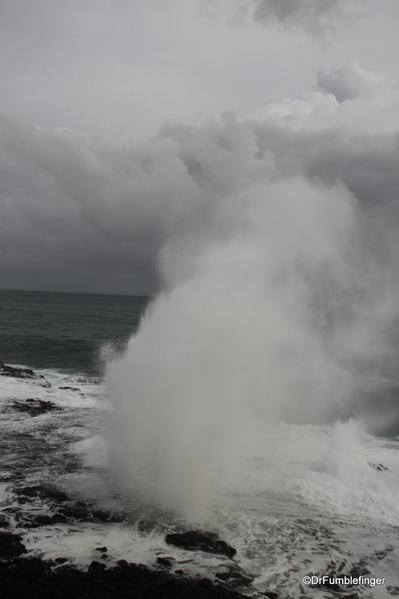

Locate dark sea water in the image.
[0,289,149,375]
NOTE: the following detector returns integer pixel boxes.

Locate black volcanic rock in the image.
[12,495,126,529]
[14,485,68,503]
[165,530,236,558]
[12,399,58,417]
[59,501,126,524]
[0,514,10,528]
[0,363,50,387]
[0,363,38,379]
[0,532,26,558]
[18,513,68,528]
[368,462,389,472]
[215,565,253,586]
[0,555,246,599]
[157,556,174,568]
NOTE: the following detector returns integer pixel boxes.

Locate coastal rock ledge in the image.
[165,530,237,559]
[0,531,249,599]
[0,362,51,387]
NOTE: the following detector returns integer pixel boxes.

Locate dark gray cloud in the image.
[1,63,399,295]
[202,0,359,33]
[253,0,345,31]
[0,118,197,293]
[317,62,388,101]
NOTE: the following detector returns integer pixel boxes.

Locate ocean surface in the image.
[0,289,148,375]
[1,289,399,598]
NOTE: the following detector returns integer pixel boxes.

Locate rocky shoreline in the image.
[0,362,258,598]
[0,530,251,599]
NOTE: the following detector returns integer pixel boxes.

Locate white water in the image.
[1,368,399,597]
[105,178,398,523]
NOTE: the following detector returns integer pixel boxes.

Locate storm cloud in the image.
[253,0,350,31]
[1,62,398,294]
[202,0,359,33]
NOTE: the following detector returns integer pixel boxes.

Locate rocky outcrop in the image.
[0,363,38,379]
[12,399,58,417]
[0,363,51,387]
[368,462,389,472]
[12,485,127,529]
[0,532,26,559]
[165,530,237,559]
[58,501,126,524]
[0,532,246,599]
[14,484,68,503]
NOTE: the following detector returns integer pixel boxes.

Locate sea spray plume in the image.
[106,173,396,517]
[105,65,399,517]
[0,69,398,514]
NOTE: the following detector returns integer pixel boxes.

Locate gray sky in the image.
[0,0,398,142]
[0,0,398,294]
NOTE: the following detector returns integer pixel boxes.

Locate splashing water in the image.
[106,177,398,518]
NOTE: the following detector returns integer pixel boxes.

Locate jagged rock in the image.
[18,513,68,528]
[165,530,236,558]
[0,363,38,379]
[39,380,52,388]
[0,362,50,387]
[12,399,59,417]
[0,556,246,599]
[368,462,389,472]
[0,532,26,558]
[215,566,253,586]
[59,386,80,392]
[157,556,174,568]
[88,560,106,577]
[59,501,126,524]
[14,484,68,503]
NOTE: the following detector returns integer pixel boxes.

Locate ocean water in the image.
[1,289,399,598]
[0,289,148,374]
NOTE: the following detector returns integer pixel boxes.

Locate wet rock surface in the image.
[14,484,69,503]
[12,399,59,416]
[10,483,127,529]
[215,565,253,587]
[58,502,126,524]
[165,530,237,558]
[0,532,246,599]
[0,532,26,559]
[369,462,389,472]
[0,362,51,387]
[0,514,10,528]
[0,363,40,380]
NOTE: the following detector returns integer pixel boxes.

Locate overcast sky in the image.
[0,0,398,294]
[0,0,398,142]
